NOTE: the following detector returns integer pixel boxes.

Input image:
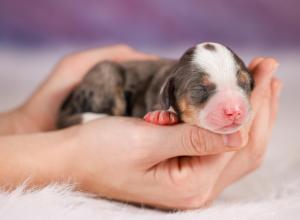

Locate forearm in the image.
[0,128,78,189]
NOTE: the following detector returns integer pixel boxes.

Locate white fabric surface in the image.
[0,47,299,220]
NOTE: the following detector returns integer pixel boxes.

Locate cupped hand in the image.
[0,45,157,135]
[63,58,281,210]
[0,44,281,209]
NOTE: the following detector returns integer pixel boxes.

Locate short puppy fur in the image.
[57,42,254,134]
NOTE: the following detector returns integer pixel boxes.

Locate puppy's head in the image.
[161,42,254,134]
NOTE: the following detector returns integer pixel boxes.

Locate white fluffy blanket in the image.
[0,47,299,220]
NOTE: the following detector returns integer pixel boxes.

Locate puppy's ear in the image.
[160,77,176,109]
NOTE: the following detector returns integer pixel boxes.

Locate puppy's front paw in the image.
[144,111,178,125]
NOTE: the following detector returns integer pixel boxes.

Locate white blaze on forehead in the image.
[193,42,238,89]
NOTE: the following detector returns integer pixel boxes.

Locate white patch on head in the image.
[81,113,107,124]
[193,42,238,90]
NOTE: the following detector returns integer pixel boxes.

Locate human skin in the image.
[0,45,281,209]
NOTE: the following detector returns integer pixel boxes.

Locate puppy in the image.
[57,42,254,134]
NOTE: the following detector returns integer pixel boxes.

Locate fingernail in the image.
[223,133,242,147]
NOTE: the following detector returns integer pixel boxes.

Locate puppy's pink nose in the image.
[223,106,243,121]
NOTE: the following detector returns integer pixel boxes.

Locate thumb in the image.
[152,124,248,160]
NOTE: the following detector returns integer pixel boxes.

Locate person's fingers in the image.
[40,45,158,96]
[145,123,248,164]
[248,57,264,71]
[115,47,158,61]
[269,78,282,131]
[41,44,157,86]
[250,58,278,116]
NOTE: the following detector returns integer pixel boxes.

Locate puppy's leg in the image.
[144,110,178,125]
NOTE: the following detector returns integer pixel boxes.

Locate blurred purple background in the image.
[0,0,299,49]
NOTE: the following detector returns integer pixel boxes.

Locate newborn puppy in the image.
[57,42,254,134]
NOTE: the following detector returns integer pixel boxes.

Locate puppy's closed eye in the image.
[188,84,216,105]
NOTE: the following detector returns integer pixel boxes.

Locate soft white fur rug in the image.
[0,47,299,219]
[0,178,299,220]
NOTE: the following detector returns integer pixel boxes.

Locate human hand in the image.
[0,45,157,135]
[63,58,281,210]
[0,45,280,209]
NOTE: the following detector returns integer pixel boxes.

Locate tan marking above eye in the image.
[201,75,214,86]
[238,71,249,84]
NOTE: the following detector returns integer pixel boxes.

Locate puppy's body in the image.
[58,42,254,134]
[57,59,177,128]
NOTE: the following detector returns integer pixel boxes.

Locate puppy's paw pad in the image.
[144,111,178,125]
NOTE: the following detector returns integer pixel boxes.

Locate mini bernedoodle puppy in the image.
[57,42,254,134]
